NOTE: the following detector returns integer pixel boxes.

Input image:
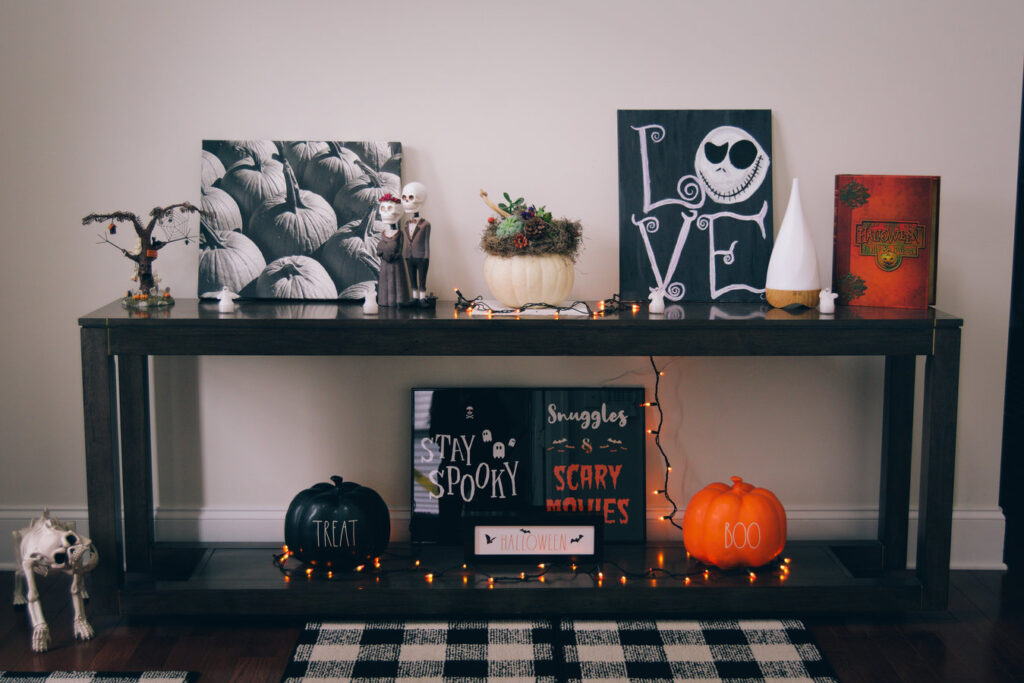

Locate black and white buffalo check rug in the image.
[0,675,196,682]
[282,619,839,682]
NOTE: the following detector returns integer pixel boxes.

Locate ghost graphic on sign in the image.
[618,110,774,304]
[482,429,493,443]
[492,442,506,460]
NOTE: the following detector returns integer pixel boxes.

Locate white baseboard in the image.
[0,505,1007,570]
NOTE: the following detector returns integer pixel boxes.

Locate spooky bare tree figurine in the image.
[82,202,199,307]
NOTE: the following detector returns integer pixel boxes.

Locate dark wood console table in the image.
[79,300,962,616]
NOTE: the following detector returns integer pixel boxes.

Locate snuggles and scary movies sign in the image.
[410,388,645,543]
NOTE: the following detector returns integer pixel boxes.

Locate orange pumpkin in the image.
[682,476,786,570]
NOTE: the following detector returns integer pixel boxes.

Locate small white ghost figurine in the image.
[648,289,666,314]
[819,288,839,315]
[363,283,379,315]
[201,286,240,313]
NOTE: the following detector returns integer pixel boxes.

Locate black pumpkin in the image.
[284,476,390,569]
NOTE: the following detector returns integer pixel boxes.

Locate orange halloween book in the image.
[833,174,940,309]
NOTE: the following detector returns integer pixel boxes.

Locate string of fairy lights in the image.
[272,548,792,586]
[452,288,596,317]
[452,290,647,318]
[271,295,793,587]
[644,355,682,531]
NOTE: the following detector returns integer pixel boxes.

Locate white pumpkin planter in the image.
[483,253,575,308]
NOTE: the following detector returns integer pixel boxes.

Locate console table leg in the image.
[81,327,122,615]
[917,326,962,609]
[119,355,153,574]
[879,355,915,571]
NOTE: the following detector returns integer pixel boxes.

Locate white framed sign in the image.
[464,513,602,563]
[474,524,596,556]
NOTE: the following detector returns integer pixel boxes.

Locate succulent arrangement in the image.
[479,191,582,261]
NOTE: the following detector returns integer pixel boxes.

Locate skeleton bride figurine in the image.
[401,182,434,307]
[375,193,410,307]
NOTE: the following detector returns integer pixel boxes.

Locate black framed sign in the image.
[411,388,646,544]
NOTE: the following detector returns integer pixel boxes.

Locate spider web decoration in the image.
[155,205,195,244]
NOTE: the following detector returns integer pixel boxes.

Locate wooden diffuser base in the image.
[766,288,819,308]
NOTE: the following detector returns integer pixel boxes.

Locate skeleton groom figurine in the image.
[13,509,99,652]
[375,193,411,306]
[401,182,434,307]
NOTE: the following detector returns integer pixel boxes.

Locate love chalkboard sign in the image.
[410,388,646,543]
[618,109,774,304]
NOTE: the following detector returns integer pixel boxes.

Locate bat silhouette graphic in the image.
[485,534,495,544]
[570,534,584,543]
[520,529,531,534]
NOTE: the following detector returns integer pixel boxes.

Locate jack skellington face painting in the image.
[617,110,774,304]
[694,126,770,205]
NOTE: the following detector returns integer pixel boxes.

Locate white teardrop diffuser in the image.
[765,178,821,308]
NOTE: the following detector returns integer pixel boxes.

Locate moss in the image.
[481,216,582,261]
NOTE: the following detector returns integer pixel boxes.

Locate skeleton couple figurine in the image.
[375,182,434,307]
[12,509,99,652]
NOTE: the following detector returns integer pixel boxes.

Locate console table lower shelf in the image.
[119,541,922,616]
[81,300,963,614]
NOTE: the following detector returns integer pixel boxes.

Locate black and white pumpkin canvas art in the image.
[618,110,773,304]
[199,140,402,300]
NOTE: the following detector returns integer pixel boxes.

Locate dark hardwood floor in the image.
[1,569,1022,682]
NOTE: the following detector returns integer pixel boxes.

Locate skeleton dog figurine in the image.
[12,509,99,652]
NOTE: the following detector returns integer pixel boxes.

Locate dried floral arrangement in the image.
[479,190,582,261]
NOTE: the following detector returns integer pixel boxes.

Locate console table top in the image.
[80,299,962,329]
[78,299,961,357]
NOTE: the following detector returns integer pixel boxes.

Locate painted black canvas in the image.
[618,110,773,304]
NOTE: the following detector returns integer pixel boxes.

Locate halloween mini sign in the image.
[464,512,603,563]
[617,110,774,304]
[411,388,646,544]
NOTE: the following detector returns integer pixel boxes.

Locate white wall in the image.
[0,0,1020,569]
